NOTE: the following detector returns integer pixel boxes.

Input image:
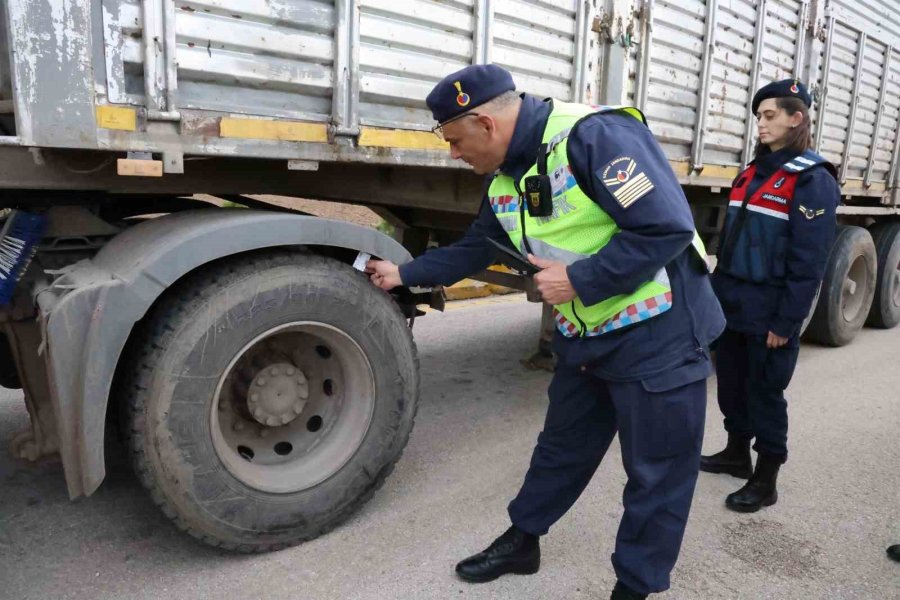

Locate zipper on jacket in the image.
[570,301,587,336]
[513,179,534,256]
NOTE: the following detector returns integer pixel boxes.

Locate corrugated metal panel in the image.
[872,49,900,183]
[643,0,706,160]
[354,0,582,130]
[843,37,887,180]
[758,0,804,82]
[817,20,859,171]
[705,0,759,166]
[822,1,900,186]
[491,0,579,101]
[101,0,337,121]
[356,0,475,130]
[642,0,807,167]
[829,0,900,46]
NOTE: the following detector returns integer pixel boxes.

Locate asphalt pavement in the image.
[1,294,898,599]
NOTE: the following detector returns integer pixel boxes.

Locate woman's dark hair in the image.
[753,96,813,158]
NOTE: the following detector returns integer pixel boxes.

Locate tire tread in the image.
[118,251,419,553]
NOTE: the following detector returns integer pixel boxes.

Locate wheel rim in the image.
[842,254,869,323]
[210,322,375,494]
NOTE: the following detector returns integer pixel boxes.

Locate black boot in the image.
[725,451,783,513]
[610,581,648,599]
[455,525,540,583]
[887,545,900,563]
[700,433,752,479]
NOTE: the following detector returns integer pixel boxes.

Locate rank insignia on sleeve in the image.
[798,205,826,220]
[601,156,655,209]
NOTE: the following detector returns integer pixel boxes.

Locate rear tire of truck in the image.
[865,221,900,329]
[798,283,821,337]
[805,225,877,346]
[120,251,418,552]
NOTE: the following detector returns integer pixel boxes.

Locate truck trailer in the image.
[0,0,897,551]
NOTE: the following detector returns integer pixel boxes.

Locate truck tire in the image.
[120,251,418,552]
[805,225,877,346]
[798,283,821,337]
[865,221,900,329]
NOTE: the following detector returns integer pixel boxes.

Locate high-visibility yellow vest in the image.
[487,101,708,337]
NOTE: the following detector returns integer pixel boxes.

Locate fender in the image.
[38,210,420,499]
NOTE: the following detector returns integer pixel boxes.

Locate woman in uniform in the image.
[700,79,840,512]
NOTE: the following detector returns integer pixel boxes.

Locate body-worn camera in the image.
[524,143,553,218]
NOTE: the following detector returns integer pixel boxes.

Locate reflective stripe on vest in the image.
[488,101,709,338]
[728,165,799,221]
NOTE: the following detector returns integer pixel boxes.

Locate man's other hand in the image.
[766,331,789,349]
[366,260,403,290]
[529,254,577,305]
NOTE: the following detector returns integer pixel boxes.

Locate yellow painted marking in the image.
[117,158,163,177]
[669,162,691,177]
[700,164,741,179]
[96,105,137,131]
[841,178,886,192]
[358,127,449,151]
[421,292,528,313]
[669,161,740,180]
[219,118,329,143]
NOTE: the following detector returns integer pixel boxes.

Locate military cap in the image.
[752,79,812,114]
[426,64,516,125]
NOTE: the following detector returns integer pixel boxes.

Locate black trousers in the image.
[714,327,799,458]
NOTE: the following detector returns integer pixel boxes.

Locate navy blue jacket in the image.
[400,95,725,382]
[712,148,840,338]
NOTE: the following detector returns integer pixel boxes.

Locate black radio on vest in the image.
[524,143,553,218]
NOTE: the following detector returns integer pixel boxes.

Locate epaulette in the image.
[782,150,829,173]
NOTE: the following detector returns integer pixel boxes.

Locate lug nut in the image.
[270,367,280,376]
[286,367,295,376]
[266,416,279,427]
[256,377,267,387]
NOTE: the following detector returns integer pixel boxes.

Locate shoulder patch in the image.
[600,156,655,209]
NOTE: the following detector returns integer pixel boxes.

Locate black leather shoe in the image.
[887,545,900,562]
[726,451,783,513]
[455,525,540,583]
[700,433,753,479]
[610,581,648,599]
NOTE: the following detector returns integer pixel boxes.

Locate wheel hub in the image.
[842,254,869,322]
[211,324,375,494]
[247,363,309,426]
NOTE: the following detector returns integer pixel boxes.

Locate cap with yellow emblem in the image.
[425,64,516,127]
[751,78,812,114]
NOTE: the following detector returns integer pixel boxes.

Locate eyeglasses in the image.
[431,112,481,141]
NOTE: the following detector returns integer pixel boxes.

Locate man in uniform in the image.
[367,65,725,599]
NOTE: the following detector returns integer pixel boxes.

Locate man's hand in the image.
[528,254,577,305]
[766,331,789,349]
[366,259,403,290]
